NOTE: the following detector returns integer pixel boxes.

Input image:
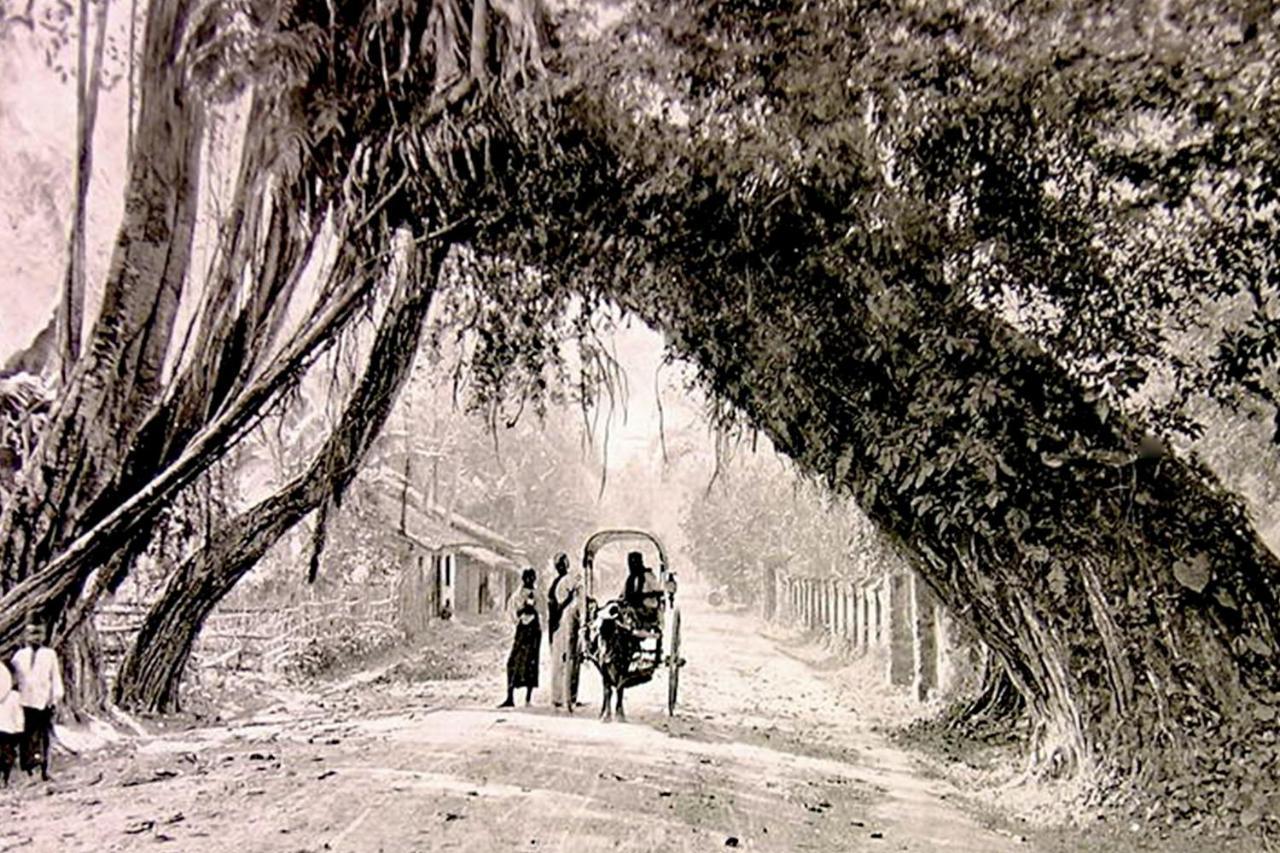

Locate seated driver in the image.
[623,551,662,633]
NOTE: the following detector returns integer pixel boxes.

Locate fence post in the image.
[808,579,815,629]
[836,580,846,639]
[870,582,879,647]
[912,573,938,701]
[830,581,838,638]
[877,580,888,647]
[849,581,860,640]
[845,582,854,641]
[831,580,840,638]
[851,584,861,649]
[847,582,856,643]
[859,584,868,648]
[810,578,818,629]
[935,604,950,695]
[840,583,850,643]
[889,574,914,687]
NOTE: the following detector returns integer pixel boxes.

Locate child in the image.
[11,620,63,782]
[0,661,22,786]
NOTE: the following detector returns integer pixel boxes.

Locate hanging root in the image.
[307,491,335,584]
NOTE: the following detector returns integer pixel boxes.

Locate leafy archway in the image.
[2,0,1277,830]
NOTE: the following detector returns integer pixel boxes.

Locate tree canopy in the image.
[3,0,1280,832]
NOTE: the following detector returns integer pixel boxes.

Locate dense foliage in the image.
[454,0,1280,829]
[4,0,1280,834]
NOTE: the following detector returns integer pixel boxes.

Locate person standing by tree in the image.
[11,619,63,781]
[500,568,545,708]
[548,553,580,710]
[0,661,23,786]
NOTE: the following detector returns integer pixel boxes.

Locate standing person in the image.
[0,661,23,786]
[500,568,545,708]
[564,593,583,708]
[11,619,64,781]
[548,554,580,710]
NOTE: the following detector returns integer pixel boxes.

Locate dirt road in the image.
[0,602,1029,852]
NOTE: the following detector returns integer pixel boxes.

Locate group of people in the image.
[1,620,65,786]
[499,550,666,709]
[499,553,580,708]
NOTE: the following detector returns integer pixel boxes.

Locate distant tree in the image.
[682,450,874,605]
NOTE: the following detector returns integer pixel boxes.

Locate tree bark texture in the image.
[624,267,1280,791]
[114,239,447,712]
[0,0,203,592]
[1,0,541,717]
[59,0,111,380]
[0,249,387,651]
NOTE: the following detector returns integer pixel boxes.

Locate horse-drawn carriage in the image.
[573,529,684,718]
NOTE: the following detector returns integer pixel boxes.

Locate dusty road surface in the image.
[0,601,1029,852]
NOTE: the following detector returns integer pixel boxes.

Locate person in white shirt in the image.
[11,620,64,781]
[0,661,23,786]
[547,554,582,710]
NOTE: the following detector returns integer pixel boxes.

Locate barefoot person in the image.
[0,661,22,786]
[11,619,64,781]
[500,568,545,708]
[548,553,580,710]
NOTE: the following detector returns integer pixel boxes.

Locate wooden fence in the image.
[96,585,397,678]
[775,571,952,701]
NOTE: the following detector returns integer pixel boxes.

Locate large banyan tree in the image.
[2,0,1279,832]
[480,0,1280,825]
[0,0,558,706]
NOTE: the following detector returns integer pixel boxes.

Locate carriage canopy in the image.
[582,529,671,604]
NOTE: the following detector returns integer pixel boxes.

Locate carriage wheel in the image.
[666,608,682,716]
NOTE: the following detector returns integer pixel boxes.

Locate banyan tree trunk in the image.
[1,246,395,653]
[0,0,204,715]
[615,215,1280,805]
[114,240,446,713]
[60,622,107,717]
[0,0,203,593]
[948,649,1024,735]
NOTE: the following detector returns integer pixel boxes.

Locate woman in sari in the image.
[500,568,546,707]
